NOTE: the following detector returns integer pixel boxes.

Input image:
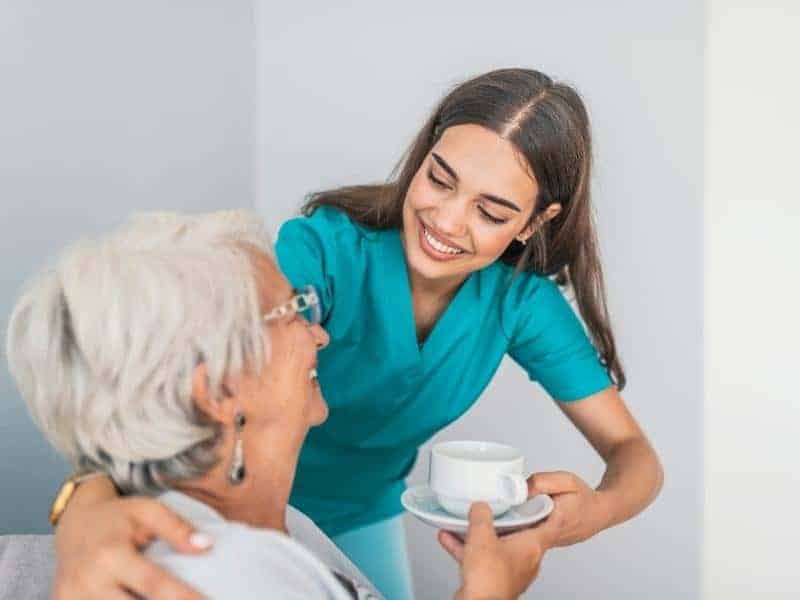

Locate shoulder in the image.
[277,205,377,249]
[147,522,348,599]
[491,265,581,339]
[286,506,376,593]
[490,263,558,307]
[274,206,383,296]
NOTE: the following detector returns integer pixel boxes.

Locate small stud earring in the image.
[227,412,247,485]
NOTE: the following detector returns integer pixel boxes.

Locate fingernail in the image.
[189,532,214,549]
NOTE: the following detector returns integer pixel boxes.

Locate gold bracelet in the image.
[49,471,107,526]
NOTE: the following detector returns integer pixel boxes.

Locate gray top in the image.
[146,491,382,600]
[0,535,55,600]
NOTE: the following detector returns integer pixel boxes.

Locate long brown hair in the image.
[304,68,625,389]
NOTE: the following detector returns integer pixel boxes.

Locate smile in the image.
[418,218,467,260]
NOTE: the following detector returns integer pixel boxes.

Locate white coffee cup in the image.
[429,441,529,518]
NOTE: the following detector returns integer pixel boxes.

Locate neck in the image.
[173,460,295,534]
[407,266,469,310]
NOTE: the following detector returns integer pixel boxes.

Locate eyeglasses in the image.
[263,285,321,325]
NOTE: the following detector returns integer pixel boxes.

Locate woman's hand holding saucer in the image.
[526,470,609,547]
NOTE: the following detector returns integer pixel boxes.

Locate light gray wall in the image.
[705,2,800,598]
[257,2,703,599]
[0,1,255,533]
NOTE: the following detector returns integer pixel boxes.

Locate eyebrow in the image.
[431,152,522,213]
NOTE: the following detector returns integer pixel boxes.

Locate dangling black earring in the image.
[227,412,247,485]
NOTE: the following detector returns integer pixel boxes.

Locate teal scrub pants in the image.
[331,515,415,600]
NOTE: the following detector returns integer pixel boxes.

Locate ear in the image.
[516,203,563,244]
[541,202,562,222]
[192,362,237,426]
[515,223,534,245]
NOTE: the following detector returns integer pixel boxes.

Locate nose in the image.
[433,197,469,238]
[310,323,330,350]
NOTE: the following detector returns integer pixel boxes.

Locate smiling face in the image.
[245,250,330,443]
[401,124,558,286]
[186,249,331,527]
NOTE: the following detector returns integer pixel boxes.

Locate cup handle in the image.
[499,473,529,505]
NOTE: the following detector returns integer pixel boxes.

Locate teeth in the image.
[309,368,318,380]
[423,226,463,255]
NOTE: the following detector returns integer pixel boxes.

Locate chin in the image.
[310,398,329,426]
[407,250,461,281]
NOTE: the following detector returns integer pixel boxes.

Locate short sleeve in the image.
[506,275,612,401]
[275,207,354,324]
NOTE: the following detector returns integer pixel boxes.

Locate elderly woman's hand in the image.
[440,502,560,600]
[53,478,210,600]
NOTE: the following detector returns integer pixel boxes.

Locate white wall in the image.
[705,2,800,598]
[258,3,704,598]
[0,0,255,533]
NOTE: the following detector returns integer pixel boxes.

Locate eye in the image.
[427,169,450,190]
[478,206,508,225]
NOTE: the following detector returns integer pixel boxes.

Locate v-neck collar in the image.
[378,227,479,362]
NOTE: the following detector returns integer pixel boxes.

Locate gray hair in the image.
[6,211,273,494]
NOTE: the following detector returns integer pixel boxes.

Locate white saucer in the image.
[401,484,554,535]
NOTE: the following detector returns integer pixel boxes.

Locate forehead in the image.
[433,124,538,209]
[242,245,292,309]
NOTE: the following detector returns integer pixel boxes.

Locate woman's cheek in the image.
[472,230,509,263]
[408,177,439,211]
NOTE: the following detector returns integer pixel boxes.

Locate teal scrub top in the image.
[275,206,612,537]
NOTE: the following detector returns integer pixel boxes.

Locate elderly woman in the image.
[6,211,521,600]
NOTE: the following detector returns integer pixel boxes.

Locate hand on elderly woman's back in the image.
[53,479,208,600]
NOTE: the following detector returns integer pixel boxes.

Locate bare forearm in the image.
[594,437,663,530]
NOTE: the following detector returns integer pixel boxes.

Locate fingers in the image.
[53,556,141,600]
[527,471,579,496]
[91,589,133,600]
[127,498,213,553]
[467,502,494,526]
[53,498,207,600]
[53,577,133,600]
[504,506,562,550]
[438,530,465,563]
[440,503,499,564]
[466,502,496,543]
[111,551,205,600]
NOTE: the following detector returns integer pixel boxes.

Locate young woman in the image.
[52,68,663,600]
